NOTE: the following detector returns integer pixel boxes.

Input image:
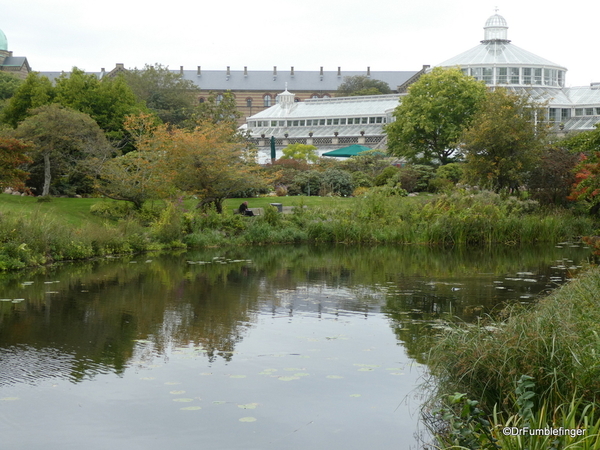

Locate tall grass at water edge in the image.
[0,190,596,270]
[424,266,600,449]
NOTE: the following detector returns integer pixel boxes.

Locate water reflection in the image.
[0,244,593,449]
[0,244,591,384]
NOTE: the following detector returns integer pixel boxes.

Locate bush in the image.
[320,168,354,196]
[374,165,400,186]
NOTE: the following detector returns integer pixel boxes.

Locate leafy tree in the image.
[190,91,241,132]
[527,146,578,206]
[55,68,146,144]
[0,72,22,101]
[0,137,32,191]
[280,143,319,163]
[123,64,200,126]
[562,124,600,213]
[462,88,547,193]
[386,67,487,165]
[336,75,391,96]
[1,72,55,128]
[165,122,266,213]
[14,104,110,196]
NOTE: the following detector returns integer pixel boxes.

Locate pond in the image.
[0,243,593,449]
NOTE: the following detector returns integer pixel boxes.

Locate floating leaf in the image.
[140,377,155,380]
[180,406,201,411]
[1,397,19,401]
[212,401,226,405]
[164,381,181,385]
[169,390,186,395]
[199,372,212,376]
[173,398,194,402]
[326,375,343,379]
[229,375,246,379]
[0,299,11,302]
[389,372,405,376]
[349,394,362,398]
[239,417,257,422]
[283,368,302,372]
[238,403,258,409]
[358,368,374,372]
[278,376,300,381]
[293,373,310,377]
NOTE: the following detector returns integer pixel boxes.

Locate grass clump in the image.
[424,266,600,449]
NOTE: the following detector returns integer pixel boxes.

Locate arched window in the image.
[246,98,252,108]
[311,94,320,99]
[322,94,331,99]
[263,94,272,107]
[198,97,205,103]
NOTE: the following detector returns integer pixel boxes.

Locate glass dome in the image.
[0,28,7,52]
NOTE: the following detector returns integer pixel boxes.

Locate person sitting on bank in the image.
[239,201,254,216]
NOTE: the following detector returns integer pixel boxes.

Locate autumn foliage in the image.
[0,137,32,191]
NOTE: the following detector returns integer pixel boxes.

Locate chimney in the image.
[197,66,201,76]
[116,63,124,70]
[291,66,294,76]
[244,66,248,76]
[273,66,277,80]
[367,66,371,77]
[337,66,341,77]
[180,66,184,75]
[227,66,231,75]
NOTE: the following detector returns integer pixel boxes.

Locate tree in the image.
[190,91,241,133]
[527,146,578,206]
[462,88,547,193]
[336,76,391,96]
[123,64,200,126]
[164,122,266,213]
[55,68,146,144]
[14,104,110,196]
[0,137,32,191]
[0,72,22,101]
[280,143,319,163]
[386,67,487,165]
[95,114,266,212]
[1,72,55,128]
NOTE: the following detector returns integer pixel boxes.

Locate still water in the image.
[0,244,592,449]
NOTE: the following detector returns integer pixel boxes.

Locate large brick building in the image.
[0,28,31,79]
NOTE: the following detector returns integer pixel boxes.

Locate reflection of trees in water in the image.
[0,243,590,384]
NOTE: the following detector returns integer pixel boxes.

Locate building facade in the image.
[0,28,31,79]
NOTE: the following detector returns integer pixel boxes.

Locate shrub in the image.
[320,168,354,196]
[374,165,400,186]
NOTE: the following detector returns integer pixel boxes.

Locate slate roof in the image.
[179,69,418,92]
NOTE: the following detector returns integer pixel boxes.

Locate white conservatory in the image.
[246,12,600,158]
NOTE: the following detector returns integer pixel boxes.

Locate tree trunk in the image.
[42,152,51,196]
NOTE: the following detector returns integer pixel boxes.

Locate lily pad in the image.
[169,390,186,395]
[239,417,257,422]
[238,403,258,409]
[293,373,310,377]
[1,397,19,401]
[212,401,226,405]
[180,406,201,411]
[350,394,362,398]
[326,375,343,379]
[278,376,300,381]
[229,375,246,379]
[173,398,194,402]
[164,381,182,385]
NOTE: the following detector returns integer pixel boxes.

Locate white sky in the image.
[4,0,599,87]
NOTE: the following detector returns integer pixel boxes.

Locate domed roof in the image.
[485,14,507,28]
[0,28,7,51]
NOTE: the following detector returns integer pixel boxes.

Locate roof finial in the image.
[494,6,499,13]
[285,82,288,91]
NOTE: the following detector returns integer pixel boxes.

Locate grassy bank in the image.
[0,190,596,271]
[424,266,600,449]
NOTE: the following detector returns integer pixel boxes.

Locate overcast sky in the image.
[4,0,599,87]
